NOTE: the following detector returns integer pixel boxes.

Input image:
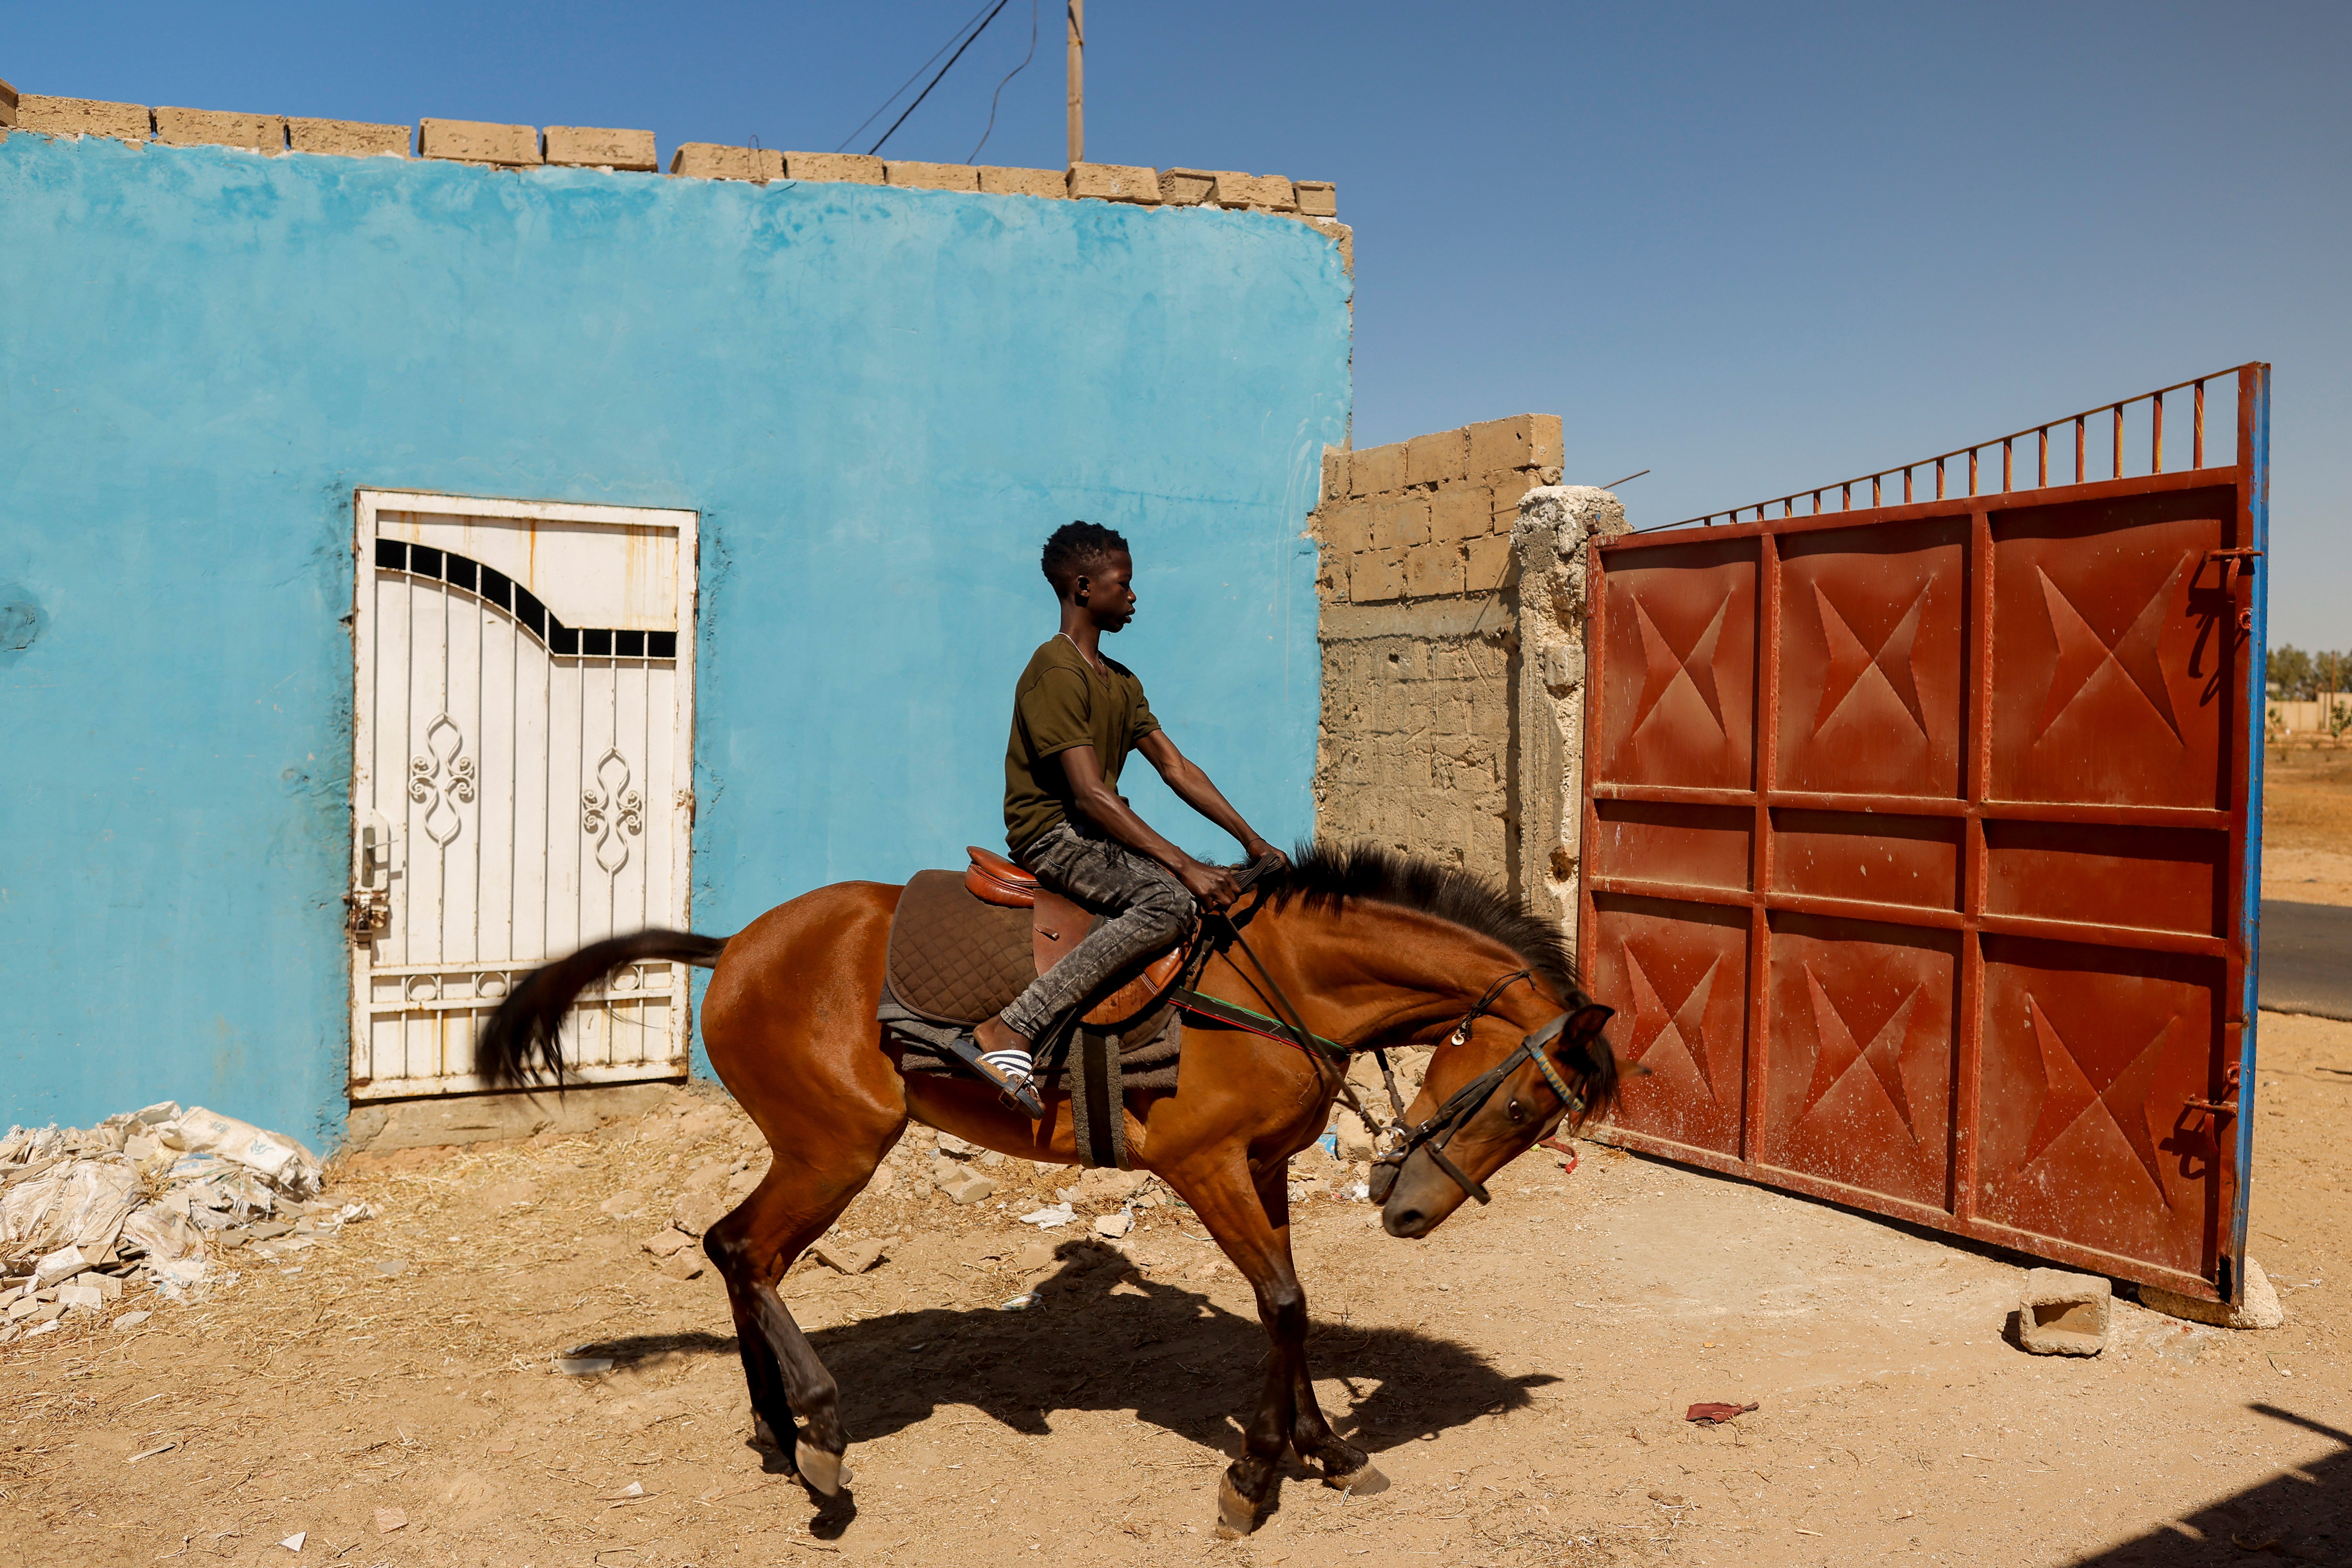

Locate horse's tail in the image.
[478,929,731,1089]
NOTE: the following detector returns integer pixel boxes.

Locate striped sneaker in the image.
[949,1033,1045,1118]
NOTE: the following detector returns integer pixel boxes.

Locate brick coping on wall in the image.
[0,80,1342,245]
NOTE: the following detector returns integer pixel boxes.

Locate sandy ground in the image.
[2264,747,2352,906]
[6,769,2347,1567]
[3,1016,2347,1568]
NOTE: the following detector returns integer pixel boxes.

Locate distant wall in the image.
[0,123,1351,1145]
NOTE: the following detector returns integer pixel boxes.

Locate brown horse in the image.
[479,842,1616,1537]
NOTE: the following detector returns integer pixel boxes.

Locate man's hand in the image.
[1177,857,1244,910]
[1241,836,1288,871]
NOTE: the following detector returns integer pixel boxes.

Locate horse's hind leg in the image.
[703,1161,877,1497]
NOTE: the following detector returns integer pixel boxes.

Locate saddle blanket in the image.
[881,869,1182,1095]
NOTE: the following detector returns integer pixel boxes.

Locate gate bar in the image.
[1657,366,2254,532]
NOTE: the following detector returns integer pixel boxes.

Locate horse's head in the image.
[1378,997,1617,1240]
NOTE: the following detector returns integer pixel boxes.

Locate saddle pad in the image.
[885,870,1033,1026]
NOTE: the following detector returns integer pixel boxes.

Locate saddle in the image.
[961,846,1193,1027]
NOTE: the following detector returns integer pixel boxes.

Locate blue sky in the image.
[11,0,2347,643]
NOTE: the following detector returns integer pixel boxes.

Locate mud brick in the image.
[0,77,16,127]
[543,126,656,171]
[1429,481,1488,545]
[886,160,979,191]
[1350,549,1406,603]
[17,95,150,142]
[1404,543,1463,599]
[669,143,782,181]
[1465,533,1511,592]
[287,118,409,157]
[419,118,540,166]
[1406,427,1469,488]
[1066,162,1160,203]
[1211,171,1294,210]
[1292,179,1336,216]
[1321,499,1374,556]
[979,165,1064,197]
[1467,414,1564,476]
[153,107,284,151]
[1321,446,1350,506]
[1158,167,1216,205]
[2017,1267,2110,1355]
[1488,475,1537,533]
[1368,496,1430,552]
[784,151,883,184]
[1350,442,1407,497]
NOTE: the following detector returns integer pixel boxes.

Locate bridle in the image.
[1174,860,1598,1211]
[1363,971,1587,1207]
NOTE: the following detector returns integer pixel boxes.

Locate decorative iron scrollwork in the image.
[582,746,644,875]
[408,713,475,847]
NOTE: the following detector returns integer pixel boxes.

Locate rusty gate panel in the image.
[1580,365,2268,1303]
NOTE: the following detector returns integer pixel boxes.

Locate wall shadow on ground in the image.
[2065,1405,2350,1566]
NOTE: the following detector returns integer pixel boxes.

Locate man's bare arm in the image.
[1134,730,1283,864]
[1057,742,1245,908]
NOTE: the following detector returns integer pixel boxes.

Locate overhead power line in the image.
[868,0,1016,157]
[967,0,1040,164]
[835,0,1001,155]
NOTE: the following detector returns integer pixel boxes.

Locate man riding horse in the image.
[956,520,1286,1113]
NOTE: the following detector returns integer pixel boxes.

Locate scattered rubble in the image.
[1,1102,370,1341]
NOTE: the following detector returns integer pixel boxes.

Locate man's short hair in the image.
[1041,521,1131,598]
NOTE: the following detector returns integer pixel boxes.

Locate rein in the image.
[1169,861,1588,1209]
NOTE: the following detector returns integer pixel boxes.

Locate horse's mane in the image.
[1259,841,1581,1005]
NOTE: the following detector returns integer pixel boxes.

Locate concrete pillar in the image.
[1509,486,1626,940]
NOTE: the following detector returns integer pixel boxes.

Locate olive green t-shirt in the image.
[1003,636,1161,856]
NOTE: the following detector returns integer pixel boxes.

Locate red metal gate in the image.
[1579,366,2269,1303]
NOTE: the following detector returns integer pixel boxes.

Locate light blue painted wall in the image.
[0,134,1350,1149]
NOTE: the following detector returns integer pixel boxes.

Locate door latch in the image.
[2205,548,2262,631]
[347,815,391,940]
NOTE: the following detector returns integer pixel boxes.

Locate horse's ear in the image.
[1566,1004,1613,1038]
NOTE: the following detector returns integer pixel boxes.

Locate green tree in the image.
[2270,644,2314,699]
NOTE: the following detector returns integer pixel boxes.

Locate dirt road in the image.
[4,1009,2346,1568]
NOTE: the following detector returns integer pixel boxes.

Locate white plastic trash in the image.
[165,1108,323,1198]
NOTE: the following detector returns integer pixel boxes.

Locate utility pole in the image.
[1066,0,1084,169]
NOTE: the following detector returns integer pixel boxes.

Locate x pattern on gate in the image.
[1579,366,2269,1303]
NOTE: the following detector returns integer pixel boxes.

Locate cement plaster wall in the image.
[0,132,1349,1148]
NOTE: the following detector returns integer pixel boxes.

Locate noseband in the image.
[1366,971,1587,1208]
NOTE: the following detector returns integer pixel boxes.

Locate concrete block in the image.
[1350,442,1408,497]
[17,95,150,142]
[287,118,409,158]
[419,118,540,166]
[811,1237,887,1275]
[1429,481,1488,545]
[1369,496,1430,552]
[2017,1267,2110,1355]
[673,1191,726,1235]
[978,165,1065,198]
[1488,475,1536,533]
[544,126,656,171]
[1467,414,1565,476]
[1321,498,1375,557]
[0,77,16,127]
[784,151,884,184]
[1407,428,1470,487]
[2139,1257,2284,1330]
[1321,446,1349,505]
[641,1227,694,1258]
[1212,171,1295,211]
[1067,162,1160,204]
[933,1163,996,1205]
[659,1249,704,1280]
[153,107,285,152]
[1405,544,1463,600]
[1158,167,1216,205]
[886,160,979,191]
[670,143,782,181]
[1293,179,1336,216]
[1350,550,1406,603]
[1465,533,1511,592]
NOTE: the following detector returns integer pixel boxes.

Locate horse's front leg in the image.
[1168,1157,1315,1536]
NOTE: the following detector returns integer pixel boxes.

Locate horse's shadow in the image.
[579,1239,1553,1467]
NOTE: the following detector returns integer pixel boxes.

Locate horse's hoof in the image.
[798,1446,853,1497]
[1325,1462,1389,1497]
[1214,1475,1262,1538]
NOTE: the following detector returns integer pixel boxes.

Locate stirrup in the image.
[948,1033,1045,1119]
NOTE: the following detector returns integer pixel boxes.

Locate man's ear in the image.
[1072,573,1091,604]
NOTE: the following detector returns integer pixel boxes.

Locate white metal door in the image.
[349,490,697,1100]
